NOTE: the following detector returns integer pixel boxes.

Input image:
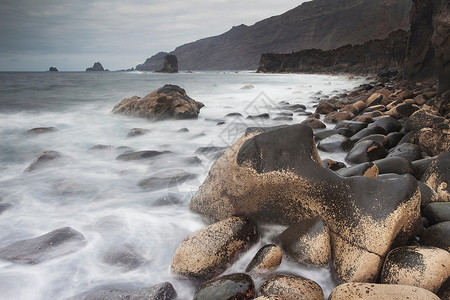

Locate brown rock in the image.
[404,109,447,132]
[386,102,420,119]
[259,274,324,300]
[25,150,65,172]
[300,117,326,129]
[414,128,450,156]
[329,283,440,300]
[422,151,450,202]
[245,244,282,276]
[314,101,336,115]
[324,111,354,123]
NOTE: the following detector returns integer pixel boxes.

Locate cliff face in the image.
[257,30,408,74]
[137,0,411,70]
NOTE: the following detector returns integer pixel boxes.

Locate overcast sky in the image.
[0,0,307,71]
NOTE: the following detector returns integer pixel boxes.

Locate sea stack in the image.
[157,55,178,73]
[48,67,58,72]
[86,62,105,71]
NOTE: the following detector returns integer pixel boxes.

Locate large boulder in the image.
[0,227,86,264]
[170,216,258,281]
[112,84,204,120]
[258,274,324,300]
[193,273,255,300]
[421,151,450,202]
[156,55,178,73]
[190,124,421,283]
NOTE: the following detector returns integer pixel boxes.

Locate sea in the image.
[0,71,368,299]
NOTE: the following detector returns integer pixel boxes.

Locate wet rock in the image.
[420,221,450,251]
[116,150,170,161]
[364,105,386,113]
[324,111,354,123]
[190,124,420,283]
[247,113,270,119]
[336,162,379,178]
[245,244,282,276]
[386,102,420,119]
[25,150,65,172]
[183,156,202,166]
[193,273,255,300]
[127,128,150,138]
[314,101,335,114]
[414,127,450,156]
[323,159,346,171]
[423,202,450,225]
[352,114,374,124]
[366,93,387,107]
[329,283,440,300]
[177,127,189,133]
[334,120,367,136]
[241,85,254,89]
[421,151,450,202]
[171,216,258,280]
[89,144,115,151]
[194,146,227,160]
[0,227,86,264]
[273,116,293,121]
[300,117,326,129]
[259,274,324,300]
[345,140,387,164]
[387,143,423,162]
[253,296,283,300]
[137,169,197,190]
[101,243,148,271]
[112,84,204,120]
[24,127,58,134]
[313,129,339,140]
[386,132,404,149]
[373,157,413,175]
[404,109,447,132]
[72,282,177,300]
[381,246,450,293]
[418,181,439,208]
[278,217,331,266]
[286,104,306,111]
[412,156,436,179]
[225,112,243,117]
[349,125,387,143]
[356,134,390,148]
[317,134,351,152]
[371,116,402,134]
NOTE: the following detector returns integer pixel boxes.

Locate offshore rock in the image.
[259,274,324,300]
[86,62,105,71]
[25,150,66,172]
[0,227,86,264]
[170,216,258,280]
[193,273,255,300]
[112,84,204,120]
[156,55,178,73]
[48,67,58,72]
[190,124,420,283]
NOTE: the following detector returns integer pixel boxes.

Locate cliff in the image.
[136,52,168,71]
[137,0,411,70]
[156,55,178,73]
[257,30,408,74]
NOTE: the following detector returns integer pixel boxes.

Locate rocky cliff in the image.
[137,0,411,70]
[136,52,168,71]
[156,55,178,73]
[257,30,408,74]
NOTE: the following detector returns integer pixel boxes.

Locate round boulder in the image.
[345,140,387,164]
[423,202,450,225]
[193,273,255,300]
[245,244,282,276]
[422,151,450,202]
[404,109,447,132]
[171,216,258,280]
[380,246,450,293]
[259,274,324,300]
[419,221,450,251]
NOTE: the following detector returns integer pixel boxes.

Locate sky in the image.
[0,0,307,71]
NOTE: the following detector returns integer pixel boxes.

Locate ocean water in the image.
[0,71,367,299]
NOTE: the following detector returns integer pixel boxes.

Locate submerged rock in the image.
[112,84,204,120]
[116,150,170,161]
[24,127,58,134]
[126,128,150,138]
[0,227,86,264]
[171,216,258,280]
[25,150,66,172]
[190,124,420,283]
[193,273,255,300]
[101,243,148,271]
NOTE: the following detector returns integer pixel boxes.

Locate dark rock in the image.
[112,84,204,120]
[24,127,58,134]
[72,282,177,300]
[177,127,189,133]
[334,121,367,136]
[137,169,197,190]
[423,202,450,225]
[317,134,352,152]
[373,157,413,175]
[135,51,168,71]
[349,125,387,143]
[313,129,339,140]
[0,227,86,264]
[418,181,439,209]
[329,283,440,299]
[259,274,324,300]
[387,143,423,161]
[404,109,447,132]
[397,131,417,145]
[86,62,105,72]
[419,221,450,251]
[345,140,387,164]
[191,124,421,283]
[273,116,292,121]
[353,114,374,124]
[101,243,147,271]
[88,144,115,151]
[278,217,331,266]
[300,117,326,129]
[285,104,306,111]
[413,128,450,156]
[247,113,270,119]
[386,103,420,119]
[357,134,390,148]
[156,55,178,73]
[386,132,405,149]
[194,146,227,160]
[127,128,150,138]
[193,273,255,300]
[381,246,450,293]
[116,150,170,161]
[336,162,379,178]
[171,217,258,280]
[48,67,58,72]
[25,150,65,172]
[322,158,346,171]
[245,244,282,276]
[225,112,243,117]
[370,117,402,134]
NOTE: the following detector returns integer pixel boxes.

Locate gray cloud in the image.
[0,0,306,71]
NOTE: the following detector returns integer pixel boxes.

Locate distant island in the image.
[86,62,107,72]
[48,67,58,72]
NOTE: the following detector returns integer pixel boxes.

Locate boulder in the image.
[170,216,258,280]
[421,151,450,202]
[373,157,413,175]
[156,55,178,73]
[324,111,354,123]
[317,134,351,152]
[247,113,270,119]
[418,181,439,208]
[190,124,421,283]
[334,121,368,136]
[259,274,324,300]
[300,118,326,129]
[86,62,105,71]
[336,162,379,178]
[0,227,86,264]
[420,221,450,251]
[370,117,402,134]
[245,244,282,276]
[349,125,387,143]
[24,127,58,134]
[116,150,170,161]
[112,84,204,120]
[322,159,346,171]
[423,202,450,224]
[314,101,335,114]
[381,246,450,293]
[277,217,331,266]
[193,273,255,300]
[345,140,387,164]
[25,150,65,172]
[386,132,405,149]
[126,128,150,138]
[358,134,390,148]
[329,283,440,300]
[404,109,447,132]
[412,156,436,179]
[72,282,177,300]
[387,143,423,161]
[386,103,420,119]
[101,243,147,271]
[413,127,450,156]
[366,93,387,107]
